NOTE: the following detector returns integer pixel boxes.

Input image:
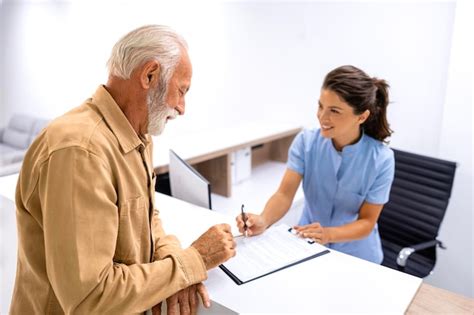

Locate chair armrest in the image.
[396,239,446,267]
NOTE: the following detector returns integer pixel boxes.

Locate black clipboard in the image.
[219,227,330,285]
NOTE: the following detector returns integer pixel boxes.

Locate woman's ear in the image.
[359,109,370,124]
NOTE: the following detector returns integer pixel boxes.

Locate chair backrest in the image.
[379,149,456,250]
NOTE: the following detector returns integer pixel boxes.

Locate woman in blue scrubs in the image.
[236,65,394,264]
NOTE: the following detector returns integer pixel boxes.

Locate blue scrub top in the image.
[287,128,394,264]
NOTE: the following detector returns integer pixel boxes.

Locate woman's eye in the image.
[331,109,339,114]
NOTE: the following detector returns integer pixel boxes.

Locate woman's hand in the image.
[293,222,331,245]
[235,213,268,236]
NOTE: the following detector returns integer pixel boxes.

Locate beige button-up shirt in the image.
[10,86,207,314]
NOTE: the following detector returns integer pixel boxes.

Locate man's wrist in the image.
[190,244,209,270]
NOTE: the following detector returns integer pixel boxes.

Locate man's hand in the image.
[293,222,331,245]
[152,283,210,315]
[191,223,236,270]
[235,213,268,236]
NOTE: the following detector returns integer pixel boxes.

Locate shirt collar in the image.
[340,130,366,155]
[90,85,143,154]
[329,130,366,156]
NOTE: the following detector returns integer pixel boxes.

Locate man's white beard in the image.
[147,88,179,136]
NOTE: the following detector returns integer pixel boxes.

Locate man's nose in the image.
[176,104,185,115]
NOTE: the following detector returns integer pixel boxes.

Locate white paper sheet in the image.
[221,224,329,283]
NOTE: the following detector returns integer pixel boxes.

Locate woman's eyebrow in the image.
[319,100,343,110]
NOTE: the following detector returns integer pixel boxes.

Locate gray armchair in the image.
[0,114,49,176]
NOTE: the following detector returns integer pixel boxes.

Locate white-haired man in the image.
[10,25,236,315]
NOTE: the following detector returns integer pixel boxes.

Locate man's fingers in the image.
[197,283,211,308]
[217,223,232,233]
[151,302,162,315]
[167,294,179,315]
[189,286,197,306]
[178,288,191,315]
[189,286,198,315]
[192,222,239,269]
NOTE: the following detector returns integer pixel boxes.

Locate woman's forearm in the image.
[327,219,375,243]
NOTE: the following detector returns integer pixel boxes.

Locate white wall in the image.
[219,1,456,157]
[1,1,456,142]
[0,2,5,122]
[427,0,473,298]
[0,1,229,133]
[2,0,472,297]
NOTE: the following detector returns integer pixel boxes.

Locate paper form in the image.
[220,224,330,284]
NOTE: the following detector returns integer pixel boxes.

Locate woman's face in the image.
[317,89,369,149]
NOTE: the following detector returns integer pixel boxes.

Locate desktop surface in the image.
[1,174,470,314]
[156,192,422,314]
[152,122,302,171]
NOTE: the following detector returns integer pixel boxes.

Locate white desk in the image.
[152,123,302,196]
[1,174,472,313]
[156,192,422,314]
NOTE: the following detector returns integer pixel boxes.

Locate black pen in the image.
[241,204,248,237]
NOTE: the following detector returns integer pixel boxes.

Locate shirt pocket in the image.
[115,196,147,264]
[332,187,365,225]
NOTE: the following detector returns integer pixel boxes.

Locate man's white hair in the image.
[107,25,188,82]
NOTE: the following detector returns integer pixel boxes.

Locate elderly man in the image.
[10,25,236,314]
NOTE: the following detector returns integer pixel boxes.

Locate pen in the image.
[241,204,248,237]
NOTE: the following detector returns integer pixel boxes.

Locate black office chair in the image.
[378,149,456,278]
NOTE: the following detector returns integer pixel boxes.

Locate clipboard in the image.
[219,224,330,285]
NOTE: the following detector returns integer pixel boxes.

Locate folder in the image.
[219,224,330,285]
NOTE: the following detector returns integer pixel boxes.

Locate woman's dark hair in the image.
[322,65,393,143]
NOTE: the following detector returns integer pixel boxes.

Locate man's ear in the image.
[140,60,161,90]
[359,109,370,124]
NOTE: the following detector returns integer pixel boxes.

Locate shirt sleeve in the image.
[366,149,395,204]
[152,210,187,260]
[287,131,305,175]
[38,147,207,314]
